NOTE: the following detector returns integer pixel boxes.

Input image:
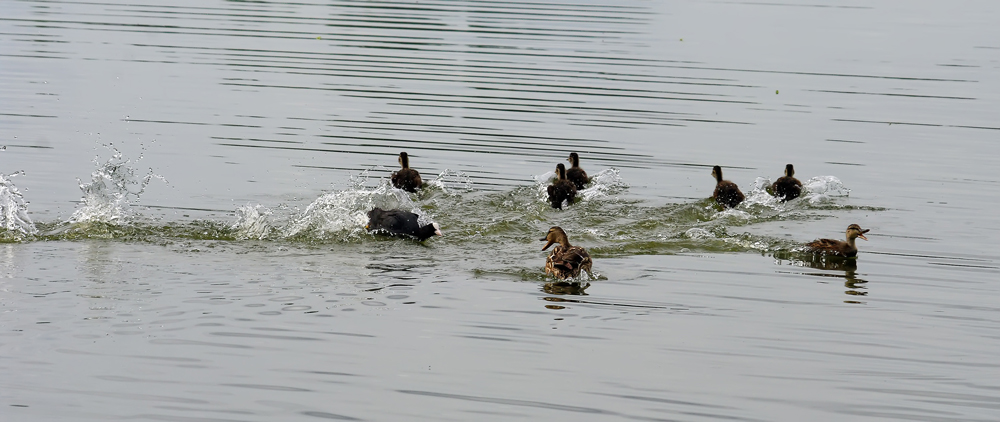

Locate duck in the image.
[805,224,870,257]
[566,152,589,190]
[365,207,441,241]
[540,226,593,279]
[771,164,802,202]
[711,165,744,208]
[547,163,577,209]
[391,152,422,193]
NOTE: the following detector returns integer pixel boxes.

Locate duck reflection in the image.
[542,281,590,295]
[810,257,868,301]
[779,253,869,302]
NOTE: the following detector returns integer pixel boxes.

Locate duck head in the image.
[540,226,570,250]
[567,152,580,168]
[398,152,410,169]
[847,224,870,241]
[711,165,723,183]
[555,163,567,180]
[785,164,795,177]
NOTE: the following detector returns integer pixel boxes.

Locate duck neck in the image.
[400,154,409,169]
[559,237,572,249]
[570,155,579,168]
[845,235,858,250]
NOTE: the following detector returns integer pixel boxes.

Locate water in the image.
[3,0,1000,420]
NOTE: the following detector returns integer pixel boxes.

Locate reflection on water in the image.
[782,254,870,303]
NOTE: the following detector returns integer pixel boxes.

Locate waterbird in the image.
[711,165,744,208]
[805,224,870,257]
[771,164,802,201]
[547,163,577,209]
[566,152,589,190]
[365,208,441,241]
[391,152,422,193]
[540,226,593,279]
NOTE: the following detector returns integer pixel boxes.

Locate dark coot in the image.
[366,207,441,241]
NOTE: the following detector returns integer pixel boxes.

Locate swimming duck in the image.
[540,226,593,279]
[365,207,441,241]
[566,152,589,190]
[547,163,577,209]
[805,224,870,257]
[711,165,744,208]
[771,164,802,202]
[391,152,422,193]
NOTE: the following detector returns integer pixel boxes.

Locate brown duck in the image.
[805,224,870,257]
[391,152,422,193]
[711,165,744,208]
[771,164,802,202]
[547,163,577,209]
[540,226,593,279]
[566,152,589,190]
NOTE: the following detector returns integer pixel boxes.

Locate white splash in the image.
[68,148,163,224]
[579,168,628,201]
[232,203,274,240]
[802,176,850,204]
[0,170,37,237]
[283,177,428,239]
[427,169,473,194]
[742,176,782,207]
[684,227,715,239]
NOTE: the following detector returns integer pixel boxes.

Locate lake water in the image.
[3,0,1000,420]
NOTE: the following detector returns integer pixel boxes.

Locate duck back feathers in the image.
[547,163,577,209]
[805,224,870,257]
[540,226,593,279]
[771,164,802,202]
[391,152,423,193]
[711,165,744,208]
[566,152,589,190]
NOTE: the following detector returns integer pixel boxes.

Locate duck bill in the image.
[541,239,555,250]
[859,229,870,241]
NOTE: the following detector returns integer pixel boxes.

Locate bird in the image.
[711,165,744,208]
[365,208,441,241]
[547,163,577,209]
[540,226,593,279]
[805,224,870,257]
[391,152,422,193]
[771,164,802,202]
[566,152,589,190]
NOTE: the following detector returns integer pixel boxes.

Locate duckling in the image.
[771,164,802,202]
[805,224,870,257]
[540,226,593,279]
[711,165,744,208]
[547,163,577,209]
[391,152,422,193]
[365,207,441,241]
[566,152,589,190]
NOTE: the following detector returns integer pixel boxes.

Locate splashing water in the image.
[68,148,163,224]
[0,170,37,239]
[742,176,781,207]
[283,174,430,240]
[231,203,274,240]
[427,169,474,194]
[578,168,628,201]
[802,176,850,204]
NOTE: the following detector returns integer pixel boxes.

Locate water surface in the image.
[2,0,1000,420]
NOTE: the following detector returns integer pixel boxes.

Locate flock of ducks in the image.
[364,152,872,280]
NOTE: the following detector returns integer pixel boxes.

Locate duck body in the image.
[540,226,593,279]
[771,164,802,202]
[391,152,422,193]
[711,165,744,208]
[366,207,441,241]
[566,152,589,190]
[805,224,870,257]
[547,163,577,209]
